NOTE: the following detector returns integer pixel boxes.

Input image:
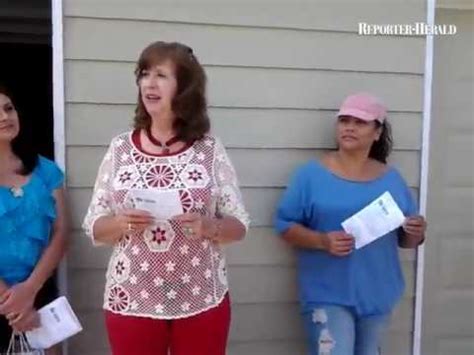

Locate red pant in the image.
[105,294,230,355]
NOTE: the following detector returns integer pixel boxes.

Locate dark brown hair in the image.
[0,83,38,174]
[133,41,210,143]
[369,121,393,163]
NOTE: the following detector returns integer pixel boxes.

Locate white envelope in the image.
[129,189,184,220]
[26,296,83,349]
[341,191,406,249]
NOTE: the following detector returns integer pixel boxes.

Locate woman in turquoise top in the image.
[274,93,426,355]
[0,85,67,351]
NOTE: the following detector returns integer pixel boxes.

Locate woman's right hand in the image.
[115,209,155,234]
[321,231,355,256]
[93,209,155,245]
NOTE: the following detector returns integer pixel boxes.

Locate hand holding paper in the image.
[130,189,183,220]
[341,191,405,249]
[25,296,82,349]
[173,212,214,240]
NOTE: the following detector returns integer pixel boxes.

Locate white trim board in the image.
[52,0,66,297]
[52,0,68,354]
[412,0,436,354]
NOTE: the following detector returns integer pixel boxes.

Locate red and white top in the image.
[83,131,250,319]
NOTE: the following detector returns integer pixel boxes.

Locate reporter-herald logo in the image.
[359,22,457,36]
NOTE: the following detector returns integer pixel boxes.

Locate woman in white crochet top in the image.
[83,41,249,355]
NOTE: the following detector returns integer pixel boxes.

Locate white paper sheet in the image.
[26,296,83,349]
[341,191,406,249]
[129,189,184,220]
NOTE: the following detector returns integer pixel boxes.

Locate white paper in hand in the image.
[25,296,82,349]
[341,191,405,249]
[130,189,184,220]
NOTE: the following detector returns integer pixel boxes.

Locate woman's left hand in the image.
[174,213,215,240]
[7,307,40,332]
[402,215,427,241]
[0,281,37,316]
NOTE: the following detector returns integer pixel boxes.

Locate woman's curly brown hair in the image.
[134,41,210,143]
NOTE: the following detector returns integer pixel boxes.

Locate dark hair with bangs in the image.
[0,83,38,175]
[133,41,210,143]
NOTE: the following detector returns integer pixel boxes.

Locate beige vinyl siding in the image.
[67,105,422,149]
[437,0,474,10]
[64,0,425,34]
[63,17,425,73]
[422,9,474,355]
[63,1,426,354]
[65,61,424,108]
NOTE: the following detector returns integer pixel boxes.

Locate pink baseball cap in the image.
[337,92,387,123]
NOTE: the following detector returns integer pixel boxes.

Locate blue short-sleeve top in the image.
[274,160,417,316]
[0,156,64,286]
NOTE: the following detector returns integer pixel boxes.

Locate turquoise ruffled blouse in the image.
[0,156,64,286]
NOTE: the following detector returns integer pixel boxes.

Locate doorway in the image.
[0,0,54,158]
[0,0,60,314]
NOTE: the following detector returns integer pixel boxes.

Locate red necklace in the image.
[145,127,180,154]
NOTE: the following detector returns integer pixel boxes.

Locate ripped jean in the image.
[302,305,390,355]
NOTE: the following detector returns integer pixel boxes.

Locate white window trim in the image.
[52,0,66,294]
[52,0,68,353]
[413,0,436,354]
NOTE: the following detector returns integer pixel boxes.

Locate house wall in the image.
[63,1,426,353]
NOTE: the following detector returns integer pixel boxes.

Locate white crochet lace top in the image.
[83,131,250,319]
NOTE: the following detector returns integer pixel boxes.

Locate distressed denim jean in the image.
[302,305,391,355]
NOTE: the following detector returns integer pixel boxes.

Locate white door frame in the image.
[52,0,66,295]
[52,0,68,353]
[413,0,436,354]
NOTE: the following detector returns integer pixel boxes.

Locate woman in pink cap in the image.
[274,93,426,355]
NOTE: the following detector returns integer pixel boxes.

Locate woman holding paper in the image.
[274,93,426,355]
[83,41,249,355]
[0,85,68,352]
